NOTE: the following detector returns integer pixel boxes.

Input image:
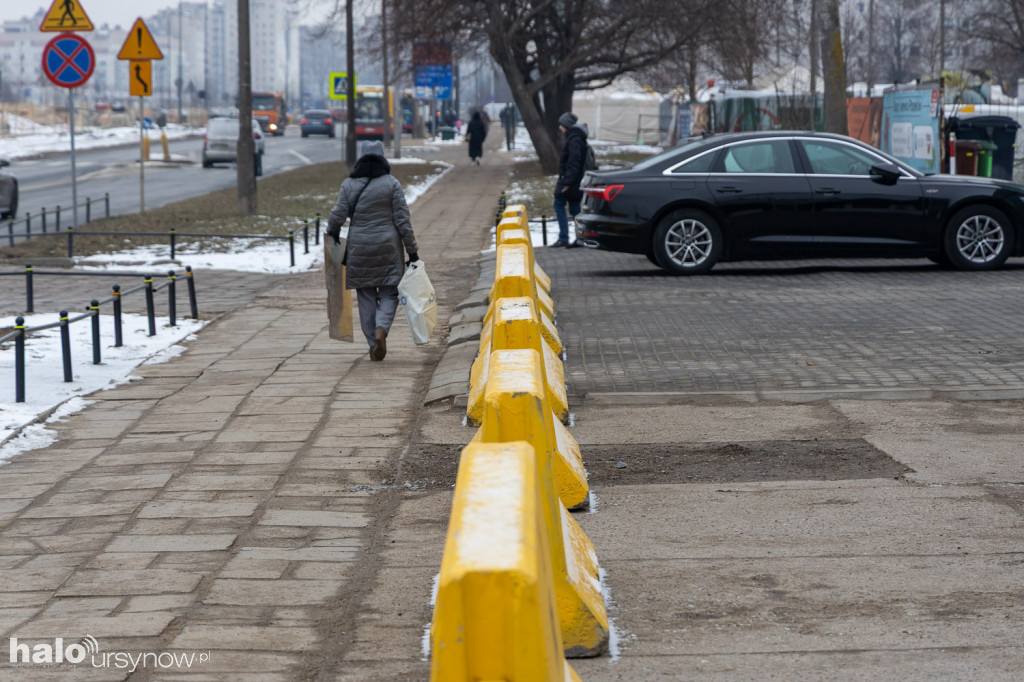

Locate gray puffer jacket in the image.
[327,159,418,290]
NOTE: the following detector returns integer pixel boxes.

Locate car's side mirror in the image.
[0,159,10,168]
[869,162,901,185]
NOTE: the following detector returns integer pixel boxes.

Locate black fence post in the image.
[60,310,73,382]
[86,196,91,223]
[288,231,295,267]
[170,229,176,260]
[315,213,321,246]
[41,206,47,233]
[144,277,156,336]
[542,214,548,246]
[303,220,309,255]
[105,193,110,217]
[7,220,13,247]
[26,211,31,233]
[185,266,198,319]
[167,270,177,327]
[500,191,507,211]
[66,227,74,258]
[112,284,123,347]
[89,300,101,365]
[25,264,33,313]
[25,215,30,239]
[56,204,61,231]
[14,316,25,403]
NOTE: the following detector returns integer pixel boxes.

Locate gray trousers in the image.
[356,286,400,348]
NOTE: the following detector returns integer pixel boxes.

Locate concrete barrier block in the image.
[479,349,607,656]
[493,244,554,318]
[497,216,524,238]
[430,441,580,681]
[497,228,550,294]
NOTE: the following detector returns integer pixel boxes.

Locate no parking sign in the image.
[42,33,94,89]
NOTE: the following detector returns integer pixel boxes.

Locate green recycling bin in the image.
[439,126,456,141]
[976,140,997,178]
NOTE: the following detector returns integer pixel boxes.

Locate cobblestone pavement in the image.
[535,248,1024,399]
[0,145,502,680]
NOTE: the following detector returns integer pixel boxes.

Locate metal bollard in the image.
[86,196,91,223]
[315,213,321,246]
[25,264,34,313]
[541,214,548,246]
[185,266,198,319]
[303,220,309,255]
[60,311,73,382]
[89,300,101,365]
[170,228,176,260]
[26,211,31,232]
[41,206,47,233]
[288,231,295,267]
[105,193,110,217]
[56,204,61,231]
[144,277,156,336]
[66,227,74,258]
[112,285,123,347]
[14,316,25,403]
[25,215,30,239]
[7,220,13,247]
[167,270,177,327]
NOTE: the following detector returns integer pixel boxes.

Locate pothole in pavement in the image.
[401,439,912,490]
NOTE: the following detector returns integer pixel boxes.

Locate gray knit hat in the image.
[558,112,578,129]
[359,140,385,158]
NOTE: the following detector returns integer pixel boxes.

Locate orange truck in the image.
[252,91,287,136]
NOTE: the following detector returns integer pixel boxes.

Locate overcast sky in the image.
[1,0,335,30]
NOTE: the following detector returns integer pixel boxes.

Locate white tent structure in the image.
[571,77,663,144]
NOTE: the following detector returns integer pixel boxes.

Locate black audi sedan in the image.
[576,131,1024,274]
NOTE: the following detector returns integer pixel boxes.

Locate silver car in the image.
[0,159,17,220]
[202,118,265,176]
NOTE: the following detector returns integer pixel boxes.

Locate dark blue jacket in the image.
[555,123,589,201]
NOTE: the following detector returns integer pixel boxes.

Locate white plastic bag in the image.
[397,260,437,344]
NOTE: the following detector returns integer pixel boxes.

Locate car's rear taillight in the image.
[301,118,308,124]
[253,132,260,139]
[582,184,625,202]
[324,118,332,125]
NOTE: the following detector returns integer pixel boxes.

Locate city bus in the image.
[354,86,394,139]
[252,91,287,136]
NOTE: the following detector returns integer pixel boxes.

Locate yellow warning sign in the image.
[129,60,152,97]
[117,18,163,61]
[40,0,95,32]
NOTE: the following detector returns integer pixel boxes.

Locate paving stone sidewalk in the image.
[0,146,506,680]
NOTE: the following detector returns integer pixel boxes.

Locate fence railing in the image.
[7,212,324,268]
[5,194,110,245]
[0,267,198,403]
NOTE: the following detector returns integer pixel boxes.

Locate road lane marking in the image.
[289,149,313,165]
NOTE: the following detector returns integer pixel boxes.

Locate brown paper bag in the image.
[324,237,354,342]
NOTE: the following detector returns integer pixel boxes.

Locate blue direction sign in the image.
[42,33,94,88]
[414,65,452,100]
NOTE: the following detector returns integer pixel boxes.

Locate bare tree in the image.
[237,0,257,214]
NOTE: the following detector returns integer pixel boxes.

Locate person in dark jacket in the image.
[552,111,588,247]
[327,140,419,361]
[466,111,487,165]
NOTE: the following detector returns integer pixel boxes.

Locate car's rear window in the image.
[207,120,237,137]
[305,111,329,119]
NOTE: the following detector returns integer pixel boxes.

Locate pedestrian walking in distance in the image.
[327,140,419,361]
[466,110,487,165]
[552,111,589,247]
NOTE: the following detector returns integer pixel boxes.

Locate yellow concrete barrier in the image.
[492,243,555,319]
[503,203,528,224]
[468,297,568,426]
[498,227,552,293]
[479,349,607,656]
[430,441,581,681]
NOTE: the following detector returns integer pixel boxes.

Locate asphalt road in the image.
[5,125,348,236]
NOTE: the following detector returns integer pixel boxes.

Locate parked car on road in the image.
[577,131,1024,274]
[300,110,335,138]
[0,159,17,220]
[202,117,265,176]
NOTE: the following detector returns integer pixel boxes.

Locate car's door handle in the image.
[815,188,840,195]
[715,186,742,194]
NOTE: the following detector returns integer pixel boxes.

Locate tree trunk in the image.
[820,0,847,134]
[345,0,357,170]
[489,46,561,173]
[236,0,256,214]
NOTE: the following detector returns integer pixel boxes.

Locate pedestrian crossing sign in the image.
[40,0,95,32]
[329,72,355,100]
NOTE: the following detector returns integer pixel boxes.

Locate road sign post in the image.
[118,18,163,213]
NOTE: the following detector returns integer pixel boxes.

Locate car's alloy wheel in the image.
[653,209,723,275]
[944,206,1013,271]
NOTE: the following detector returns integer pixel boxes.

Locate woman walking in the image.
[465,110,487,165]
[326,140,419,361]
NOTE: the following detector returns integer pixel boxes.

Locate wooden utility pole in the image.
[345,0,357,169]
[237,0,257,213]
